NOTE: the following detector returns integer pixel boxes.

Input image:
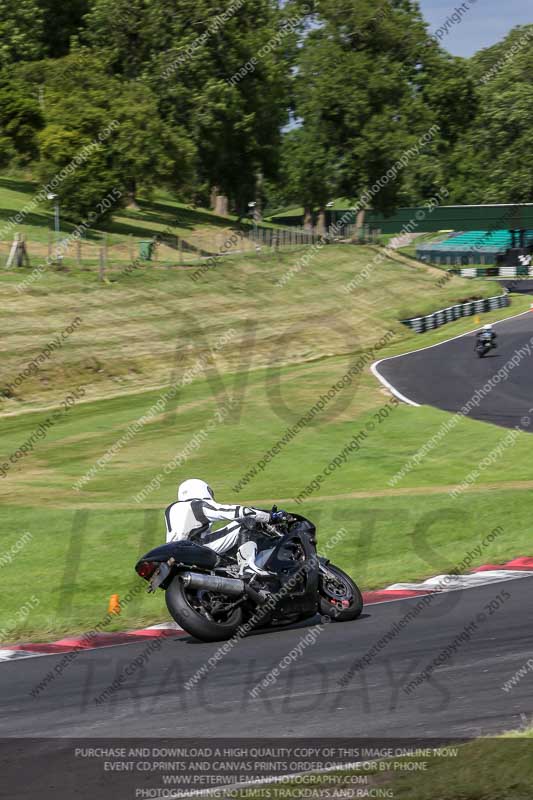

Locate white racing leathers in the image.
[164,499,270,554]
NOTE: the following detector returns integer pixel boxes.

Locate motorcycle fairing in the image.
[135,540,218,574]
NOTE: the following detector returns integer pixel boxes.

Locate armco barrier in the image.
[456,265,533,278]
[401,293,509,333]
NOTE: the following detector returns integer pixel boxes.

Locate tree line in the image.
[0,0,531,223]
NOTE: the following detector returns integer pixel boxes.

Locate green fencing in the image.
[271,204,533,234]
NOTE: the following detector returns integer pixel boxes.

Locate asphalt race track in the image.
[374,310,533,430]
[2,577,533,741]
[497,280,533,294]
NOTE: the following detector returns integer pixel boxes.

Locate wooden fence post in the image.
[99,247,105,282]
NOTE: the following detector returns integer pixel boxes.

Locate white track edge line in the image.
[3,571,533,663]
[0,593,447,664]
[0,635,185,664]
[370,360,419,406]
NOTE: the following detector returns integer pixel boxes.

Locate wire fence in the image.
[1,222,378,279]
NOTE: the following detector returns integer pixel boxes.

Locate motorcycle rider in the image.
[476,323,497,349]
[165,479,286,576]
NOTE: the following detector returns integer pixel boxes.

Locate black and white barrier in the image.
[402,292,509,334]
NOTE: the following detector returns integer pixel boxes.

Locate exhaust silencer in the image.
[181,571,245,597]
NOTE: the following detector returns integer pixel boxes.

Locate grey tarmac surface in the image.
[2,576,533,798]
[1,576,532,740]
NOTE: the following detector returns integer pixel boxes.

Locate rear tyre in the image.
[166,575,244,642]
[319,563,363,622]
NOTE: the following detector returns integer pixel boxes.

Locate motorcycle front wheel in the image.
[318,563,363,622]
[166,575,244,642]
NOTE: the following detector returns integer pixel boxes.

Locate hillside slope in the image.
[0,243,501,411]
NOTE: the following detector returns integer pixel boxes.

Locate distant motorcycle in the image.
[135,511,363,642]
[475,338,493,358]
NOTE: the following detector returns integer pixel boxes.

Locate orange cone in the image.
[475,315,480,324]
[108,594,121,615]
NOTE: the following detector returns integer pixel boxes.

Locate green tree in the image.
[37,123,121,221]
[0,70,44,164]
[450,25,533,203]
[83,0,153,79]
[279,125,338,226]
[110,81,196,207]
[285,0,470,214]
[30,50,196,218]
[90,0,293,213]
[37,0,89,57]
[399,49,477,204]
[0,0,44,67]
[161,0,292,214]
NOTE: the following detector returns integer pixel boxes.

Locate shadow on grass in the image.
[118,199,248,230]
[103,199,245,243]
[141,199,239,229]
[0,183,250,244]
[0,208,108,242]
[0,177,38,195]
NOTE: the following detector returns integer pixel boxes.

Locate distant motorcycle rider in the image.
[165,479,286,576]
[476,323,497,349]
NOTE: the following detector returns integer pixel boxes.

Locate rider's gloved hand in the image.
[270,509,288,523]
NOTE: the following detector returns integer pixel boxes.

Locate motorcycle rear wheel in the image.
[319,563,363,622]
[166,575,244,642]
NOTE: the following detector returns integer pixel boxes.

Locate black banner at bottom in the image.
[1,737,532,800]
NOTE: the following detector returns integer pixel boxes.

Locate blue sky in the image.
[418,0,532,57]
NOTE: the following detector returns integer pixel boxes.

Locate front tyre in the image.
[165,575,244,642]
[319,563,363,622]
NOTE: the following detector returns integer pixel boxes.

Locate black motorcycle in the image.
[135,512,363,642]
[475,336,494,358]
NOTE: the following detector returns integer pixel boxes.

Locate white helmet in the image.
[178,479,214,501]
[483,324,492,331]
